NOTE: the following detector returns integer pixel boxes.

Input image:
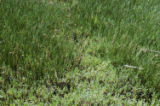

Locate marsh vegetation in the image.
[0,0,160,105]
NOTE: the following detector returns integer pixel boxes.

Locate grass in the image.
[0,0,160,105]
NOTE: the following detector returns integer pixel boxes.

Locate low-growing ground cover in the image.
[0,0,160,105]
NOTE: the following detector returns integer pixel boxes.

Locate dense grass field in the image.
[0,0,160,105]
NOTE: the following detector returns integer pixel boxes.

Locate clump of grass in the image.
[0,0,76,83]
[70,0,160,98]
[1,0,160,105]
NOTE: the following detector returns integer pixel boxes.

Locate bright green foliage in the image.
[0,0,76,82]
[0,0,160,105]
[71,0,160,94]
